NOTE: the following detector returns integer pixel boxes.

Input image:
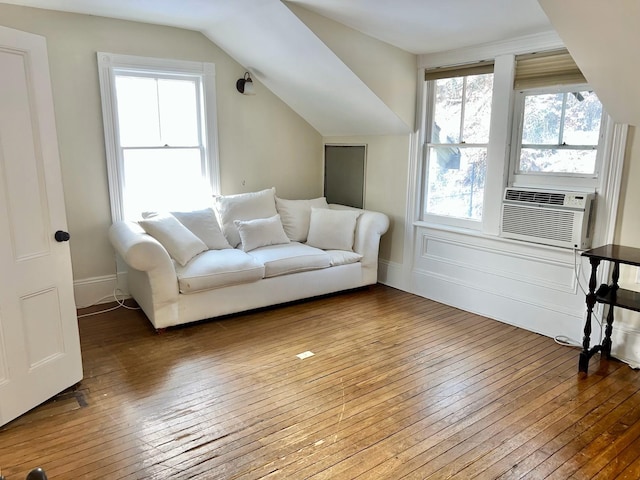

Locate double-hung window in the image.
[98,53,220,221]
[423,63,494,225]
[510,50,605,190]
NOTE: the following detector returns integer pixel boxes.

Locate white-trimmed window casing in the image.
[97,52,221,222]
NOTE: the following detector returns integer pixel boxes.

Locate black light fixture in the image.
[236,72,255,95]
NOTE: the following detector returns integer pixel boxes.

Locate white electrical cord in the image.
[554,335,581,348]
[77,288,140,319]
[553,248,605,348]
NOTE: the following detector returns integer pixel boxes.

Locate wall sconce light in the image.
[236,72,256,95]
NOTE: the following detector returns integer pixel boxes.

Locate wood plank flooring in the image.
[1,285,640,479]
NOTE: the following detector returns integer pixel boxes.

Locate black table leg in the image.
[580,257,600,373]
[601,261,620,359]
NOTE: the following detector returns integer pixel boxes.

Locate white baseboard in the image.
[378,259,405,290]
[73,272,129,309]
[610,312,640,368]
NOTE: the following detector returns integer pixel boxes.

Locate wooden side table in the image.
[580,244,640,373]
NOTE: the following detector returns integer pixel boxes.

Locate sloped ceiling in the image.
[198,1,410,136]
[0,0,557,134]
[539,0,640,126]
[0,0,411,136]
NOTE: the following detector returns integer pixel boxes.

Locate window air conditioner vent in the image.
[504,189,566,205]
[501,188,595,249]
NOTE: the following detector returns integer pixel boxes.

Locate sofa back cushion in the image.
[275,196,328,242]
[171,208,231,250]
[214,187,277,247]
[306,207,361,251]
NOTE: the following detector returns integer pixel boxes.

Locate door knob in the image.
[54,230,70,242]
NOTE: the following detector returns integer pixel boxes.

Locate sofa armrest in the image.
[329,204,389,281]
[109,221,174,272]
[108,221,179,310]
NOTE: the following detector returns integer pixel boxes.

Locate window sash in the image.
[113,71,204,149]
[423,71,493,226]
[510,85,605,184]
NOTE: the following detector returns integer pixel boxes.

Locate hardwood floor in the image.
[1,285,640,479]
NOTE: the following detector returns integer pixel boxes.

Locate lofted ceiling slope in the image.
[0,0,412,136]
[198,1,411,136]
[0,0,560,134]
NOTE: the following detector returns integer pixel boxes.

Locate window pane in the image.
[563,90,602,145]
[432,77,462,144]
[462,73,493,143]
[158,79,200,146]
[519,147,597,174]
[426,147,486,220]
[521,93,563,144]
[115,76,161,147]
[122,148,211,219]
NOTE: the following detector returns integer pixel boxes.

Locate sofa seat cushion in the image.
[247,242,331,278]
[176,249,265,294]
[326,250,363,266]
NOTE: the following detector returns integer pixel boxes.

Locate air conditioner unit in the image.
[500,188,595,249]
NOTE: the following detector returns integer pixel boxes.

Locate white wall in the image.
[0,4,323,307]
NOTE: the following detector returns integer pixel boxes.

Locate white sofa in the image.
[108,188,389,329]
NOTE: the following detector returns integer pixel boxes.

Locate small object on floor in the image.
[26,468,48,480]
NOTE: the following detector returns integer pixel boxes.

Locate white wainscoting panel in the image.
[406,226,599,343]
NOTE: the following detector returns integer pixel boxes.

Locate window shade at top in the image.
[514,49,586,90]
[424,61,494,81]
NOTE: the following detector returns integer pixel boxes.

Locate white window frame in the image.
[97,52,221,222]
[421,71,495,230]
[509,83,607,191]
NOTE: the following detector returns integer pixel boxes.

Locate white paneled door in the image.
[0,26,82,427]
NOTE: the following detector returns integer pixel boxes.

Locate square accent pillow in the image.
[234,214,290,252]
[306,208,360,251]
[138,213,207,266]
[214,187,277,247]
[275,196,328,242]
[171,208,231,250]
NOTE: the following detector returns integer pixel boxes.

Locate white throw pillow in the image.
[275,196,328,242]
[306,208,360,251]
[234,214,290,252]
[214,187,277,247]
[171,208,231,250]
[138,213,207,266]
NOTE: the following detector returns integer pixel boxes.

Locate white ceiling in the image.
[0,0,556,135]
[287,0,553,55]
[0,0,554,55]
